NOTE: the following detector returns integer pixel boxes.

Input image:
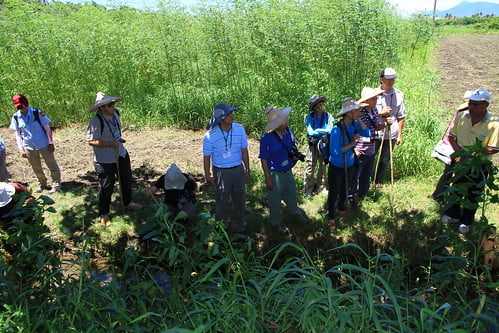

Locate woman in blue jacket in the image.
[327,98,370,227]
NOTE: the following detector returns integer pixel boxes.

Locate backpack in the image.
[96,110,120,135]
[13,108,48,137]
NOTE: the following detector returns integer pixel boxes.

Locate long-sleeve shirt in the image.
[329,120,370,168]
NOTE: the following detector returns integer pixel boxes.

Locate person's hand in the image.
[20,151,27,158]
[379,106,392,117]
[386,117,394,126]
[396,136,402,146]
[265,178,273,191]
[47,144,55,152]
[353,133,360,143]
[205,175,215,188]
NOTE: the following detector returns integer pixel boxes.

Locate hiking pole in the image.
[115,148,125,215]
[146,186,159,204]
[373,126,387,188]
[387,123,395,213]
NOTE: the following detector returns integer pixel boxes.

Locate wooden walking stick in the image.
[115,149,125,215]
[387,123,395,213]
[373,126,387,188]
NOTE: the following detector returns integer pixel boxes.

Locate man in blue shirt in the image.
[203,103,250,235]
[260,106,305,234]
[9,94,61,193]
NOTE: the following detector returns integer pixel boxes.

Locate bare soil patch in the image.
[436,34,499,109]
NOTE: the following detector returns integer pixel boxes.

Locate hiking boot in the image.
[441,215,459,223]
[327,219,337,227]
[125,202,142,211]
[458,224,470,234]
[100,215,111,226]
[277,223,289,234]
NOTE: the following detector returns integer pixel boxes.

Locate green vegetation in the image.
[435,16,499,34]
[0,0,497,331]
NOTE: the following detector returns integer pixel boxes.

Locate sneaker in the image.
[277,223,289,234]
[327,219,337,227]
[35,185,50,193]
[458,224,470,234]
[48,186,59,194]
[441,215,459,223]
[100,215,111,226]
[125,202,142,211]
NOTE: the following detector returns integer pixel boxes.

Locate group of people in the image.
[1,67,497,236]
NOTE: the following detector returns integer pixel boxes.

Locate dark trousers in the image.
[349,153,375,197]
[327,164,353,220]
[432,163,452,202]
[373,138,396,184]
[444,161,487,226]
[94,153,133,216]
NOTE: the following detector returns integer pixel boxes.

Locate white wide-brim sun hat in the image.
[0,183,16,208]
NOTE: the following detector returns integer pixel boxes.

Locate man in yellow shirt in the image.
[441,89,498,233]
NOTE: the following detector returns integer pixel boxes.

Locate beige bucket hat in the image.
[264,106,292,133]
[89,92,122,112]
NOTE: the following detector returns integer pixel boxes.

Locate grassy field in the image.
[0,1,498,331]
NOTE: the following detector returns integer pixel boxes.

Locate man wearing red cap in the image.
[9,94,61,193]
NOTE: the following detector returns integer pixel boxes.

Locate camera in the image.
[289,147,306,162]
[117,137,126,143]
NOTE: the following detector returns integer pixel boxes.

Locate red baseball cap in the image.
[12,94,29,109]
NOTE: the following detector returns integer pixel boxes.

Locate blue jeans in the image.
[349,153,375,197]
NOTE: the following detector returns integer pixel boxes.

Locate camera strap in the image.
[272,128,295,154]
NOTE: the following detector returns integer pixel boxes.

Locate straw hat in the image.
[164,164,188,190]
[308,95,327,111]
[0,183,16,208]
[336,97,368,117]
[206,103,239,130]
[264,106,292,133]
[357,87,383,104]
[89,92,122,112]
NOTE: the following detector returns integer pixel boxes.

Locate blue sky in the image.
[64,0,499,15]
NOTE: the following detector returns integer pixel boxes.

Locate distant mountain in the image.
[428,1,499,17]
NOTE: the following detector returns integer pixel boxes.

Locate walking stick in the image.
[146,186,159,204]
[373,126,387,188]
[115,149,125,215]
[387,124,395,213]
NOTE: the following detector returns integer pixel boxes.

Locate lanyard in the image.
[220,126,232,151]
